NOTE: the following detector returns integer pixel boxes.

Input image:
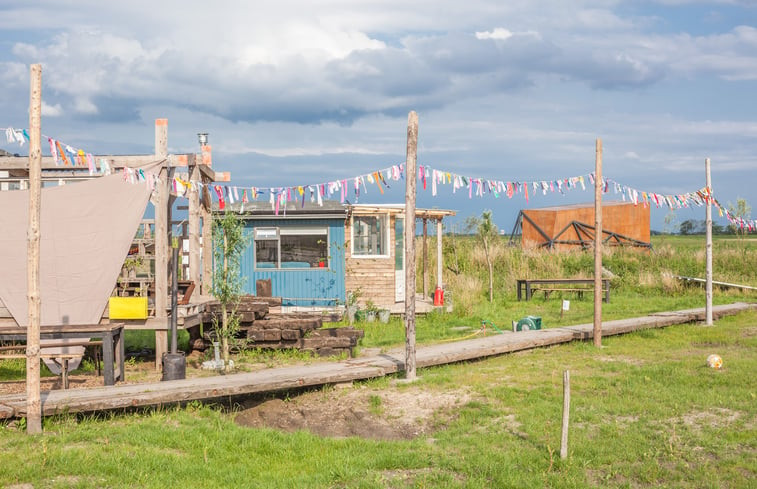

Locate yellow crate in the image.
[109,297,148,319]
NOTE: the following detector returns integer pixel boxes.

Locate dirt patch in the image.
[679,408,742,431]
[234,383,473,440]
[597,355,645,366]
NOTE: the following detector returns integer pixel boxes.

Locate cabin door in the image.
[394,217,404,302]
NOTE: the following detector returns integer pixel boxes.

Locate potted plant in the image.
[345,289,361,324]
[364,300,378,323]
[378,308,391,324]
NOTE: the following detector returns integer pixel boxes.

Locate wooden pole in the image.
[422,218,428,299]
[26,63,42,434]
[436,219,443,290]
[705,158,713,326]
[593,138,603,348]
[188,156,202,291]
[154,119,169,370]
[560,370,571,459]
[404,111,418,381]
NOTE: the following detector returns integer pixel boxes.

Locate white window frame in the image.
[254,226,330,270]
[350,213,391,258]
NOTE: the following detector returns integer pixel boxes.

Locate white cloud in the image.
[476,28,514,41]
[41,102,63,117]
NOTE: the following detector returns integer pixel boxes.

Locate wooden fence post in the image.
[560,370,571,459]
[593,138,603,348]
[404,111,418,380]
[26,63,42,434]
[705,158,713,325]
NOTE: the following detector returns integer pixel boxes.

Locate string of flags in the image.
[3,125,754,230]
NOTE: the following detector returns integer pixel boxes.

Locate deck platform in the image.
[0,302,754,419]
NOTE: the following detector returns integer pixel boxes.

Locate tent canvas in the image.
[0,174,152,327]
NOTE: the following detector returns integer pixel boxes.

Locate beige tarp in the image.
[0,174,152,327]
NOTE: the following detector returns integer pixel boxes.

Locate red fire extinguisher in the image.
[433,286,444,306]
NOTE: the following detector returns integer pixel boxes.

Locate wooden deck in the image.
[0,302,754,419]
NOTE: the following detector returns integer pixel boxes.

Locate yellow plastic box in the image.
[109,297,149,319]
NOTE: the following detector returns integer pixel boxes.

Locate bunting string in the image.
[3,126,754,231]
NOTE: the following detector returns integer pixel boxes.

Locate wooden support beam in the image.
[0,154,168,171]
[26,64,42,434]
[188,156,201,291]
[154,119,169,370]
[201,186,213,295]
[436,219,443,289]
[422,218,428,299]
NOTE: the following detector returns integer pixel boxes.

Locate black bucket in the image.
[162,352,186,381]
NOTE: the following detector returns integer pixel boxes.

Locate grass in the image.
[1,234,756,487]
[1,309,755,488]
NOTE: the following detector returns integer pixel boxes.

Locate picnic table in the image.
[0,323,125,386]
[516,278,611,303]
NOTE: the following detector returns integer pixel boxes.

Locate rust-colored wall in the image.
[522,202,650,250]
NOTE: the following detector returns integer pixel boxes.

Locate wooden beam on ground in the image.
[154,119,169,370]
[1,302,753,420]
[26,64,43,434]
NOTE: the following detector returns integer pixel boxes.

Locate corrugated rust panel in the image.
[522,202,650,250]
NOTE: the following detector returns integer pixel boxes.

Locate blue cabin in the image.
[226,200,348,307]
[218,201,456,312]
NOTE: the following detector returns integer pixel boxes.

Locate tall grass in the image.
[423,234,757,312]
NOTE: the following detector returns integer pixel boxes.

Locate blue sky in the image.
[1,0,755,232]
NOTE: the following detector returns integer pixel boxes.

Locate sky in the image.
[1,0,756,232]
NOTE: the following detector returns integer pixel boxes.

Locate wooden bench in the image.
[0,340,104,389]
[517,278,610,303]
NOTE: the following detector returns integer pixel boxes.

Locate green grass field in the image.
[1,310,754,488]
[1,234,756,488]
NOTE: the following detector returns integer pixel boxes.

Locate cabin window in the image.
[352,215,388,257]
[254,227,329,269]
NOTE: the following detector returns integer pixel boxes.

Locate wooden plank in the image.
[0,302,754,419]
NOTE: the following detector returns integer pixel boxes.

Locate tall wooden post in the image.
[201,185,213,295]
[436,219,443,291]
[560,370,571,459]
[188,156,201,290]
[593,138,603,348]
[154,119,169,369]
[705,158,713,325]
[26,64,42,434]
[422,218,428,298]
[404,111,418,380]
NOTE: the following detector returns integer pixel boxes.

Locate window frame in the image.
[350,213,391,258]
[253,226,330,270]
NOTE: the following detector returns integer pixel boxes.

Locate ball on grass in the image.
[706,354,723,369]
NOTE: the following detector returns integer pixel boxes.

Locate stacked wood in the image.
[189,296,362,357]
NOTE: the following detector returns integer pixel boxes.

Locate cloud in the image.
[41,101,63,117]
[476,28,514,40]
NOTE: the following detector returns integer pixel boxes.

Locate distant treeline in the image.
[651,219,741,235]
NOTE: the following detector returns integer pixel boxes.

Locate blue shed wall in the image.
[240,218,346,306]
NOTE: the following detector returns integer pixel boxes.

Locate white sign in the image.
[562,300,570,311]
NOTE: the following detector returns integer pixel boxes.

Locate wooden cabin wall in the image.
[345,215,397,308]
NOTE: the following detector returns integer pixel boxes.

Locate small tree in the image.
[466,210,499,303]
[211,212,249,372]
[727,198,752,259]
